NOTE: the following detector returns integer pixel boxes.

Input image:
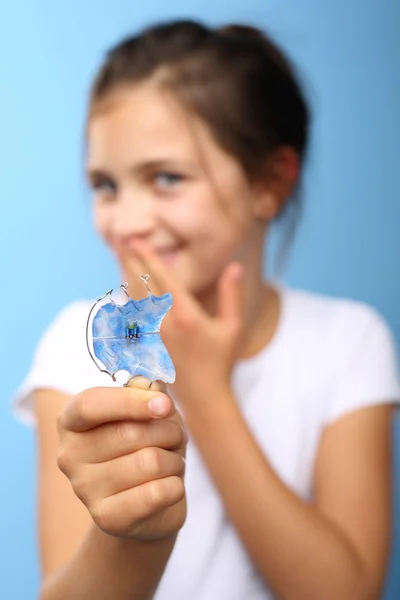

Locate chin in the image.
[174,251,228,296]
[182,268,221,298]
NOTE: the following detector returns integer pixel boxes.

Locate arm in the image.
[125,244,395,599]
[183,391,393,600]
[40,525,176,600]
[35,388,182,600]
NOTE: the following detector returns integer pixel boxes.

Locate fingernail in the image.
[148,396,170,417]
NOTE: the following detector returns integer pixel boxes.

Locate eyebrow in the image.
[86,158,199,180]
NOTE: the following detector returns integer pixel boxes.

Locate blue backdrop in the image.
[0,1,399,597]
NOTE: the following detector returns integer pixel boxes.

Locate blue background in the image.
[0,0,399,597]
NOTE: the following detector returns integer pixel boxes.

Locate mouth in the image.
[153,245,183,265]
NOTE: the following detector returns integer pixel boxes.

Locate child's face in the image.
[87,83,264,295]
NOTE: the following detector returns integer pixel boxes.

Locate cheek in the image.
[92,205,125,260]
[93,204,112,242]
[160,196,249,265]
[162,187,246,239]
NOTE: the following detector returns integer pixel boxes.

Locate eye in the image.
[153,172,184,191]
[89,176,118,200]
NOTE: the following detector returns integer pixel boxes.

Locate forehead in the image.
[88,85,186,156]
[86,83,243,180]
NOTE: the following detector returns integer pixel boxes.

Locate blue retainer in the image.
[91,290,176,385]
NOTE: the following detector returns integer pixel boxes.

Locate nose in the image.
[111,188,156,240]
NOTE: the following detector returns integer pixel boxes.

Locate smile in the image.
[154,245,183,264]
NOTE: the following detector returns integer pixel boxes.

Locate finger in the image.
[217,262,244,331]
[122,250,163,298]
[119,253,151,299]
[90,447,185,498]
[72,418,185,463]
[127,376,166,394]
[94,475,185,537]
[119,245,163,298]
[129,241,198,314]
[59,385,175,433]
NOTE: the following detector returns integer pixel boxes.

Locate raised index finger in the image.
[126,241,198,315]
[58,384,174,433]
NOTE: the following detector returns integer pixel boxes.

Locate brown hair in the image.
[89,19,310,263]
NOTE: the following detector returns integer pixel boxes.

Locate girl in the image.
[15,19,399,600]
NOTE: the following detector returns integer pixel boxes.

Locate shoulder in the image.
[13,299,104,426]
[32,299,95,367]
[42,300,94,340]
[282,286,394,351]
[36,298,101,376]
[281,286,399,422]
[35,299,96,356]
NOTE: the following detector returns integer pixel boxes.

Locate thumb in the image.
[217,262,244,332]
[127,376,173,419]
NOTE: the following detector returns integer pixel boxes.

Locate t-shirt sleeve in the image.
[325,304,400,424]
[13,301,97,427]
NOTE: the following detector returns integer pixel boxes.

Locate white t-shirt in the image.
[13,286,400,600]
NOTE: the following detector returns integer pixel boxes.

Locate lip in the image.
[154,245,182,265]
[153,245,179,252]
